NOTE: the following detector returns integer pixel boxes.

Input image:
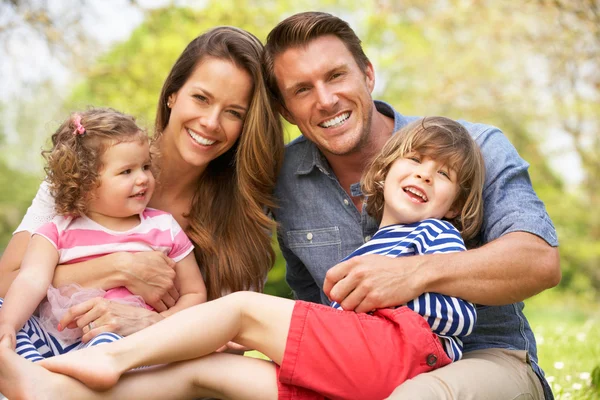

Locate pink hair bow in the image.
[73,115,86,135]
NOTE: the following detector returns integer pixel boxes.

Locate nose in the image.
[200,107,220,132]
[315,83,338,112]
[135,170,149,185]
[414,166,433,184]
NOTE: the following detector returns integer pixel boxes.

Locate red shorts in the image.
[276,301,451,400]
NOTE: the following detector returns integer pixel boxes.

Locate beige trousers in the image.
[386,348,546,400]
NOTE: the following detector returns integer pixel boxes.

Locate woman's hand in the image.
[117,251,180,312]
[58,298,164,343]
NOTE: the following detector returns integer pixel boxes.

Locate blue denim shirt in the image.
[273,101,557,399]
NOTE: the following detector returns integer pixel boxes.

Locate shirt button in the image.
[306,232,313,241]
[426,354,438,366]
[364,235,371,242]
[343,199,349,206]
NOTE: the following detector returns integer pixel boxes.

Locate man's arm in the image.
[277,231,322,303]
[325,231,559,313]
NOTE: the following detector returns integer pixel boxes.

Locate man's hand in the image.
[117,251,179,312]
[323,254,425,313]
[58,297,164,343]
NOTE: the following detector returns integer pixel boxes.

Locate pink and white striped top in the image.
[35,208,194,264]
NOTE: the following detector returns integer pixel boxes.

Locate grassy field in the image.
[525,288,600,399]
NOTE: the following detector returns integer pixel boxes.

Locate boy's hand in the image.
[0,326,16,351]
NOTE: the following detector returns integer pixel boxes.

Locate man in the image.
[266,11,560,399]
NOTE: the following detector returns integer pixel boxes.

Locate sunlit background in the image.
[1,1,598,398]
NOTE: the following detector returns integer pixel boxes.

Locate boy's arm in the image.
[160,252,207,318]
[0,235,59,347]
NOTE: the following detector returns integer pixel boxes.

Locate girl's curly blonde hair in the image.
[362,116,486,244]
[42,108,147,217]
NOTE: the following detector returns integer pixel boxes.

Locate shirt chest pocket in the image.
[287,227,342,278]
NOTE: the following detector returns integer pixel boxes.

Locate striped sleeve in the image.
[406,219,477,361]
[167,216,194,262]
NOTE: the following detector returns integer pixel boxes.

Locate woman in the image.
[0,26,284,340]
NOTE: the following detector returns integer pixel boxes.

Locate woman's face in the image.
[164,56,253,171]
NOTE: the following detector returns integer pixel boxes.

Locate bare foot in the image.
[0,346,86,400]
[39,345,121,391]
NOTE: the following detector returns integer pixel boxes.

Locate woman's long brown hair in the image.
[154,27,284,299]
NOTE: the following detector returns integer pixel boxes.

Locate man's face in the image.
[274,35,376,157]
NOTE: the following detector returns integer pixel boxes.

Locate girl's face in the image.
[87,139,155,228]
[163,57,253,172]
[380,151,460,228]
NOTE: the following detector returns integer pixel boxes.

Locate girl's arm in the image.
[0,236,58,347]
[160,253,207,318]
[0,232,30,297]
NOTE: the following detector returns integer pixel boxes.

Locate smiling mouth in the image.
[319,112,350,128]
[187,128,216,146]
[404,186,428,202]
[129,191,146,198]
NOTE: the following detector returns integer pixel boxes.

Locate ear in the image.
[167,93,178,108]
[279,103,296,125]
[364,61,375,93]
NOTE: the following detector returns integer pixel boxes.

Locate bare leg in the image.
[0,345,277,400]
[40,292,294,391]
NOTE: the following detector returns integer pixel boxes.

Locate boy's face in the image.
[273,35,376,157]
[87,139,155,226]
[380,152,460,228]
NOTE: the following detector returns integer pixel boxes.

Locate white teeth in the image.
[187,129,216,145]
[319,112,350,128]
[405,187,428,202]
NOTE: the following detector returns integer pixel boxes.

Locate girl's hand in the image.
[0,326,16,350]
[58,297,164,343]
[117,251,180,312]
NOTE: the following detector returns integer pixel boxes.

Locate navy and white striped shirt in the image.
[331,218,477,361]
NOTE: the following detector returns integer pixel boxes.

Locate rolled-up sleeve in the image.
[477,126,558,246]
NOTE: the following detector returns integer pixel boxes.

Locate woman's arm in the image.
[53,251,179,312]
[159,252,207,318]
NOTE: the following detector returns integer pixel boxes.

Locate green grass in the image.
[525,288,600,399]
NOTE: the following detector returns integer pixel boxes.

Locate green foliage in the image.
[0,161,40,250]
